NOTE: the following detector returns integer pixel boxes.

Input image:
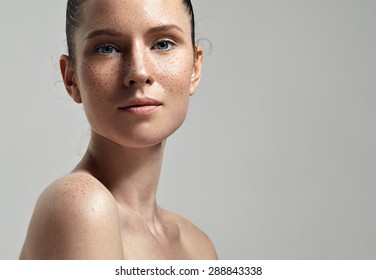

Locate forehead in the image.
[79,0,190,34]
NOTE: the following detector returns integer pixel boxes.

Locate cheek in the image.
[155,54,193,96]
[156,55,193,131]
[76,61,122,131]
[78,61,121,103]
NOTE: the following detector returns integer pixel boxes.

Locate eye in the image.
[95,45,119,55]
[153,40,175,51]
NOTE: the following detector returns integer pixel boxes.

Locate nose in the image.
[123,44,154,88]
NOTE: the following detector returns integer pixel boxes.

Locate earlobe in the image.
[60,55,82,104]
[189,46,204,96]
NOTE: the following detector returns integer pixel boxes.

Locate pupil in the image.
[104,46,112,52]
[159,42,168,49]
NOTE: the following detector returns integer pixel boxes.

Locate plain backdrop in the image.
[1,0,375,259]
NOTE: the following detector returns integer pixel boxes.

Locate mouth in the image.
[119,97,162,115]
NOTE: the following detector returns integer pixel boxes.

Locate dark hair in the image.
[66,0,196,63]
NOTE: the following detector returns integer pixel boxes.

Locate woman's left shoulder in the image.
[160,209,218,260]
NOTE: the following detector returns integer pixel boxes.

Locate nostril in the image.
[128,79,150,85]
[125,77,154,87]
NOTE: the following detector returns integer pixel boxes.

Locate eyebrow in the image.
[84,28,123,40]
[84,24,184,40]
[145,24,184,36]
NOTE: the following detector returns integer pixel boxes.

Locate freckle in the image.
[91,208,95,212]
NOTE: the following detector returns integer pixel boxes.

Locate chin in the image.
[110,125,183,149]
[118,136,166,149]
[90,112,187,149]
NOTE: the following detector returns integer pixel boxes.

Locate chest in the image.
[118,219,191,260]
[120,232,188,259]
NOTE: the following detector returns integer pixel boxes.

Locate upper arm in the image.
[20,174,124,260]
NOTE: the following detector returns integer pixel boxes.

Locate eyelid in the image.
[154,38,177,45]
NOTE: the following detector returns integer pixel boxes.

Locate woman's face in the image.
[61,0,203,148]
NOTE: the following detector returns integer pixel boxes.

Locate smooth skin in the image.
[19,0,217,260]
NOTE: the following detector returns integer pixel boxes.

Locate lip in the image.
[119,97,162,116]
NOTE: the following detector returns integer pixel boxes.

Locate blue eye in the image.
[95,45,118,55]
[153,41,175,51]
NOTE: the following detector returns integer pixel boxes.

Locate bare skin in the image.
[19,0,217,260]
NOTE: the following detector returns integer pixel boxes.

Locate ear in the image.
[189,45,204,96]
[60,55,82,104]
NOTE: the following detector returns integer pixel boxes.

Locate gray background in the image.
[1,0,375,259]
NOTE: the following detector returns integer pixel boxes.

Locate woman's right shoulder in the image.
[20,172,124,260]
[42,172,115,205]
[37,172,119,217]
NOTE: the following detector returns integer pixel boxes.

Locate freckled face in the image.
[71,0,202,148]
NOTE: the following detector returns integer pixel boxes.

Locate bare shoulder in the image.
[160,209,218,260]
[20,172,123,260]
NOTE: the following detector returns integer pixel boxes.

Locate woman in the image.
[19,0,217,260]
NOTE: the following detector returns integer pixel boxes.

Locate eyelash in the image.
[94,39,176,56]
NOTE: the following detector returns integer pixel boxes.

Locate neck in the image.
[74,132,165,221]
